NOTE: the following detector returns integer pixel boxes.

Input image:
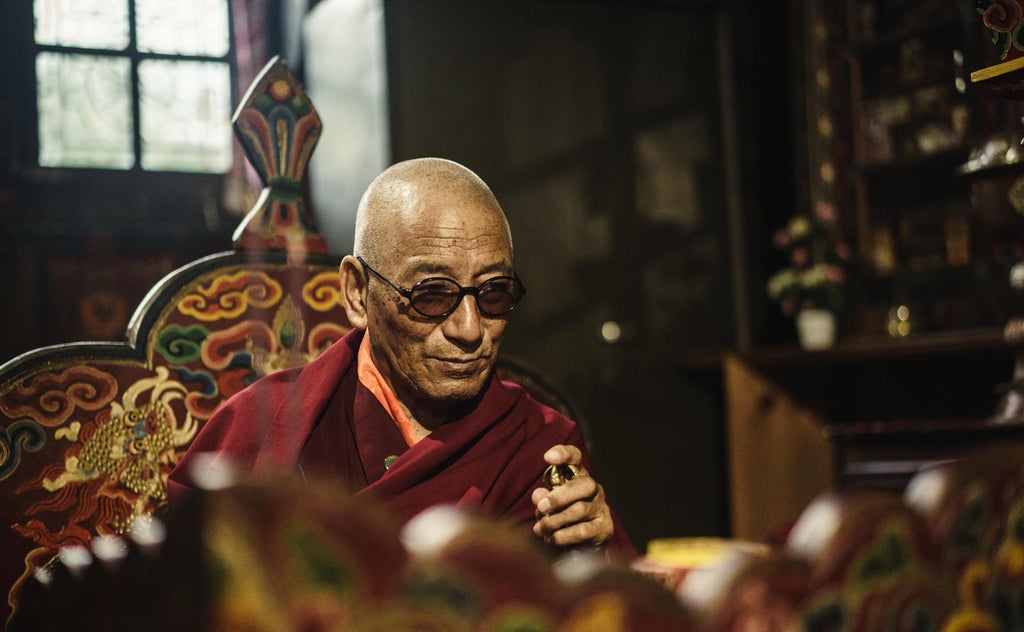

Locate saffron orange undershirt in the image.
[357,332,421,447]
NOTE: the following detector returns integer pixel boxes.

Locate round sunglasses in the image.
[357,256,526,318]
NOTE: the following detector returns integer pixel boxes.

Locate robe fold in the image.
[168,328,635,556]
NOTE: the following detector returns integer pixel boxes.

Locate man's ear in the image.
[340,255,369,330]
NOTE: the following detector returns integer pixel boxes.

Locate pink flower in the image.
[814,200,837,223]
[791,247,809,267]
[773,229,791,249]
[825,265,845,284]
[835,242,851,261]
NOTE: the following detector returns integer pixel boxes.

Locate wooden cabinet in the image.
[725,329,1024,541]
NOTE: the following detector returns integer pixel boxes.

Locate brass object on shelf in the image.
[956,134,1024,177]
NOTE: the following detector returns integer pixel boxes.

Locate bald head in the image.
[353,158,511,266]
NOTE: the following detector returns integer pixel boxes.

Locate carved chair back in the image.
[0,58,352,626]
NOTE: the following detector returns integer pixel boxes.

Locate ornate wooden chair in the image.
[0,57,353,627]
[0,57,585,629]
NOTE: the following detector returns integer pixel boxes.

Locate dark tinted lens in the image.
[410,279,461,316]
[477,277,521,315]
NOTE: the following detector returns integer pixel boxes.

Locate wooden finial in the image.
[231,56,328,258]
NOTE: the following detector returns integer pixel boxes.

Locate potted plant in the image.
[767,201,850,349]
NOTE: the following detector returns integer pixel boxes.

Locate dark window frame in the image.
[26,0,238,176]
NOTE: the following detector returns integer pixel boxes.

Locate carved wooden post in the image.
[231,56,329,261]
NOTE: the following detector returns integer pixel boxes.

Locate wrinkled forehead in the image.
[412,187,506,229]
[386,187,512,260]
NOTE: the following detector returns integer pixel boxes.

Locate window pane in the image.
[138,60,233,172]
[34,0,129,50]
[136,0,230,57]
[36,52,134,169]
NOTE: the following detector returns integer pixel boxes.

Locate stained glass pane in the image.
[136,0,230,56]
[36,53,134,169]
[34,0,129,50]
[139,60,233,172]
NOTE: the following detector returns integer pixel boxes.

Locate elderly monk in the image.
[168,157,634,557]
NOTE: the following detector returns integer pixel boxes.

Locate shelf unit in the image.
[726,2,1024,539]
[805,0,1022,338]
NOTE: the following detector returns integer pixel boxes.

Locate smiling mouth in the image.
[434,357,487,375]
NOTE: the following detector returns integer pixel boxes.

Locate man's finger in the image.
[542,514,613,548]
[538,476,599,514]
[535,498,596,533]
[543,444,583,465]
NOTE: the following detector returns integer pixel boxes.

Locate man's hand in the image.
[532,445,614,548]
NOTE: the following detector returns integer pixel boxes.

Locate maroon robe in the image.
[168,328,635,557]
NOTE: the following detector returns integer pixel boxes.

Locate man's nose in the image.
[442,294,484,343]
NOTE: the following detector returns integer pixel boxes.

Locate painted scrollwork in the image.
[177,269,284,321]
[979,0,1024,61]
[0,366,118,429]
[0,420,45,481]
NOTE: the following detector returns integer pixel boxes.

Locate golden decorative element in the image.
[942,561,1000,632]
[40,367,199,532]
[54,421,81,442]
[542,463,588,490]
[248,295,313,376]
[971,55,1024,84]
[75,401,172,500]
[302,270,344,312]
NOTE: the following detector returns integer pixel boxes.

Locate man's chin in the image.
[429,377,489,406]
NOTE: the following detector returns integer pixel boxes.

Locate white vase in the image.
[796,308,836,350]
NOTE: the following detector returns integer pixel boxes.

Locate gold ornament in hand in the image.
[542,463,589,490]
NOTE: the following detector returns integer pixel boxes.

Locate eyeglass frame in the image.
[356,256,527,318]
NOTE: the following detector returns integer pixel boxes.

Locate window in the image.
[33,0,234,172]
